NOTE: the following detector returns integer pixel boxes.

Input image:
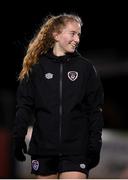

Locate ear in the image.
[52,32,59,41]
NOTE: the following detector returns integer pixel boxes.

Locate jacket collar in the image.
[44,48,80,63]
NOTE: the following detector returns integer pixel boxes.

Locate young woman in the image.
[14,13,104,179]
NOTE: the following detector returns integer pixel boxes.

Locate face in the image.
[53,21,81,55]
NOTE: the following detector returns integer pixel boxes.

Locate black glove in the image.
[86,150,100,170]
[14,138,27,161]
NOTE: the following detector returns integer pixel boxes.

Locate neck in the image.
[53,45,66,57]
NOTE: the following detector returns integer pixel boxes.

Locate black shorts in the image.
[31,154,89,177]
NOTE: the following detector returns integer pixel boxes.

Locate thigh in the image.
[58,155,89,178]
[36,174,58,179]
[59,171,87,179]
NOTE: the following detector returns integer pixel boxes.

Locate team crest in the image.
[68,71,78,81]
[32,160,39,171]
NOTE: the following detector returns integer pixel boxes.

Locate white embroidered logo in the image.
[45,73,53,79]
[80,163,86,169]
[32,160,39,171]
[68,71,78,81]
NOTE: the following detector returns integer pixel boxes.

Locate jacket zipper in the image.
[59,63,63,155]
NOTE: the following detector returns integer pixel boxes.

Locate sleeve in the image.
[85,64,104,170]
[13,74,35,138]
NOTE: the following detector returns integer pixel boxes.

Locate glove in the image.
[86,150,100,170]
[14,138,27,161]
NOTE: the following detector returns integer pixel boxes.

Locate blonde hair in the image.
[18,13,83,80]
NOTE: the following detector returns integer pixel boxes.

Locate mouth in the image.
[70,43,78,49]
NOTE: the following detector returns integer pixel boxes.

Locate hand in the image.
[86,150,100,170]
[14,138,27,161]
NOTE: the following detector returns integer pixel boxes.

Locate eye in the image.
[78,33,81,38]
[70,31,81,38]
[70,32,75,36]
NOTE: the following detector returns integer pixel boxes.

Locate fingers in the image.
[15,150,26,161]
[14,139,27,161]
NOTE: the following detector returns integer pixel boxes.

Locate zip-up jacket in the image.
[14,50,104,170]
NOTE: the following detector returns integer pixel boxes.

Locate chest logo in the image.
[45,73,53,79]
[32,160,39,171]
[68,71,78,81]
[80,163,86,169]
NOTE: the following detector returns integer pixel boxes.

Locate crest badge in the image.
[68,71,78,81]
[32,160,39,171]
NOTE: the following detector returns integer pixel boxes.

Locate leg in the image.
[31,155,59,179]
[58,155,89,179]
[36,173,58,179]
[59,171,87,179]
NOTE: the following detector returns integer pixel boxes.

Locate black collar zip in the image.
[59,63,63,156]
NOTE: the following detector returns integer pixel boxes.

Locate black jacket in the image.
[14,50,104,170]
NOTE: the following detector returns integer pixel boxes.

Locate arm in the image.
[13,74,35,160]
[85,64,104,170]
[14,75,35,138]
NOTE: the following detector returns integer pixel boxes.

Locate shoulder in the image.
[76,53,96,72]
[76,55,99,81]
[30,57,45,76]
[75,51,91,65]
